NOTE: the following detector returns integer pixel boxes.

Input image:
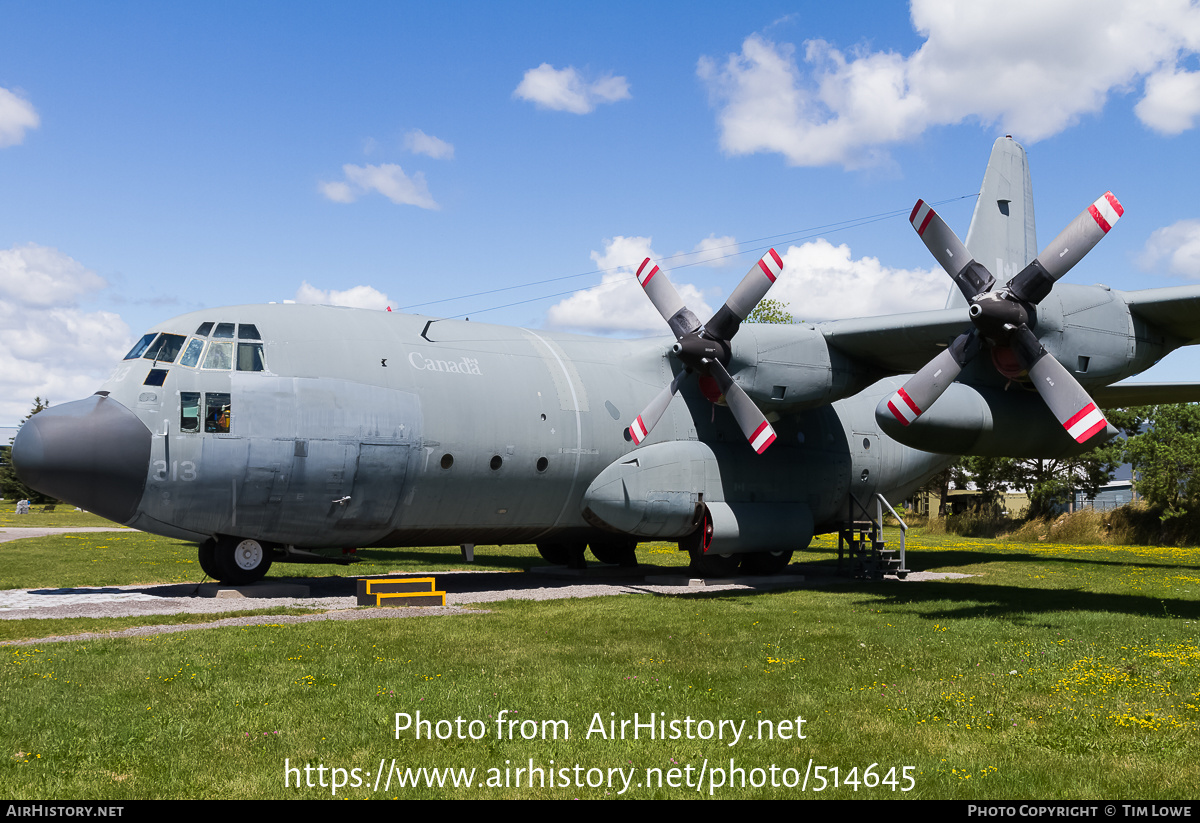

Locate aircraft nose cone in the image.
[11,394,152,524]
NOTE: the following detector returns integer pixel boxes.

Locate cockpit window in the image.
[202,341,233,370]
[124,333,157,360]
[238,324,261,340]
[195,322,214,337]
[236,342,265,371]
[142,333,186,364]
[179,338,205,368]
[212,323,235,339]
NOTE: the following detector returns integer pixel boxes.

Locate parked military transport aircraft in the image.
[13,137,1200,584]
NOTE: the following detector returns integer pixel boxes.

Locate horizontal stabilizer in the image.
[1091,381,1200,408]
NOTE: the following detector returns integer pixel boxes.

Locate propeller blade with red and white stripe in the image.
[878,331,977,427]
[635,257,701,340]
[627,371,686,446]
[704,249,784,342]
[710,360,777,454]
[1008,192,1124,304]
[1012,326,1110,444]
[909,199,995,300]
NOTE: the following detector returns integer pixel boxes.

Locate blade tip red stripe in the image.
[886,400,909,426]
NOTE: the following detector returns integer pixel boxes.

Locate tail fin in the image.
[950,136,1038,308]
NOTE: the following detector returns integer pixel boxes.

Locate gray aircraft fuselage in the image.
[18,304,950,553]
[14,136,1200,582]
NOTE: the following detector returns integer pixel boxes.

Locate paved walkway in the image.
[0,526,132,544]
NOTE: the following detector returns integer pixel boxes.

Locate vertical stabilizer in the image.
[949,136,1038,308]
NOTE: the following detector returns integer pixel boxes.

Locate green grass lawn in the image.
[0,528,1196,799]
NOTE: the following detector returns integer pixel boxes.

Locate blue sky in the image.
[3,1,1200,423]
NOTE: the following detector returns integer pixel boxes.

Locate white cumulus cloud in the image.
[1139,219,1200,277]
[319,163,439,209]
[404,129,455,160]
[294,281,392,310]
[514,63,631,114]
[546,236,715,334]
[689,235,740,267]
[0,87,38,148]
[1135,67,1200,135]
[699,0,1200,168]
[0,244,132,423]
[772,239,946,320]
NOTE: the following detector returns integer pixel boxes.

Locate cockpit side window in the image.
[143,333,186,364]
[204,393,231,433]
[124,333,157,360]
[236,342,265,371]
[212,323,235,339]
[238,324,261,340]
[180,391,201,433]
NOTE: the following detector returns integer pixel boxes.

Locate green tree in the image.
[0,397,53,504]
[746,298,793,324]
[951,410,1139,520]
[1122,403,1200,519]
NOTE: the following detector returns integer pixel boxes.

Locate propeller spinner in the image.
[882,192,1123,444]
[629,250,783,454]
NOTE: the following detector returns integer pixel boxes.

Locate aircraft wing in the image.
[817,308,969,373]
[1123,284,1200,345]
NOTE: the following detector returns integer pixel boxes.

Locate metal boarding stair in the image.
[838,493,909,580]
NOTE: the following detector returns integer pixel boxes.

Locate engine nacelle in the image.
[581,440,815,554]
[875,380,1117,457]
[682,501,814,556]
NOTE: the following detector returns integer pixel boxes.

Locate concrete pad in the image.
[197,581,311,599]
[644,573,806,587]
[528,564,646,578]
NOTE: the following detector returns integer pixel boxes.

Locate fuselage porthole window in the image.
[124,333,157,360]
[212,323,235,339]
[195,322,214,337]
[179,338,205,368]
[202,341,233,370]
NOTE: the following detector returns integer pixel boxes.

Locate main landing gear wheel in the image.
[740,550,794,576]
[197,538,222,580]
[687,548,741,578]
[589,537,638,567]
[536,542,587,569]
[212,536,273,585]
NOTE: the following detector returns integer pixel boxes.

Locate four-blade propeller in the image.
[629,250,783,454]
[882,192,1123,444]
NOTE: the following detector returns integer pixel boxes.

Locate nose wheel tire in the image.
[210,536,273,585]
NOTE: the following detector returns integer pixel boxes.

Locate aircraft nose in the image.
[11,394,153,524]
